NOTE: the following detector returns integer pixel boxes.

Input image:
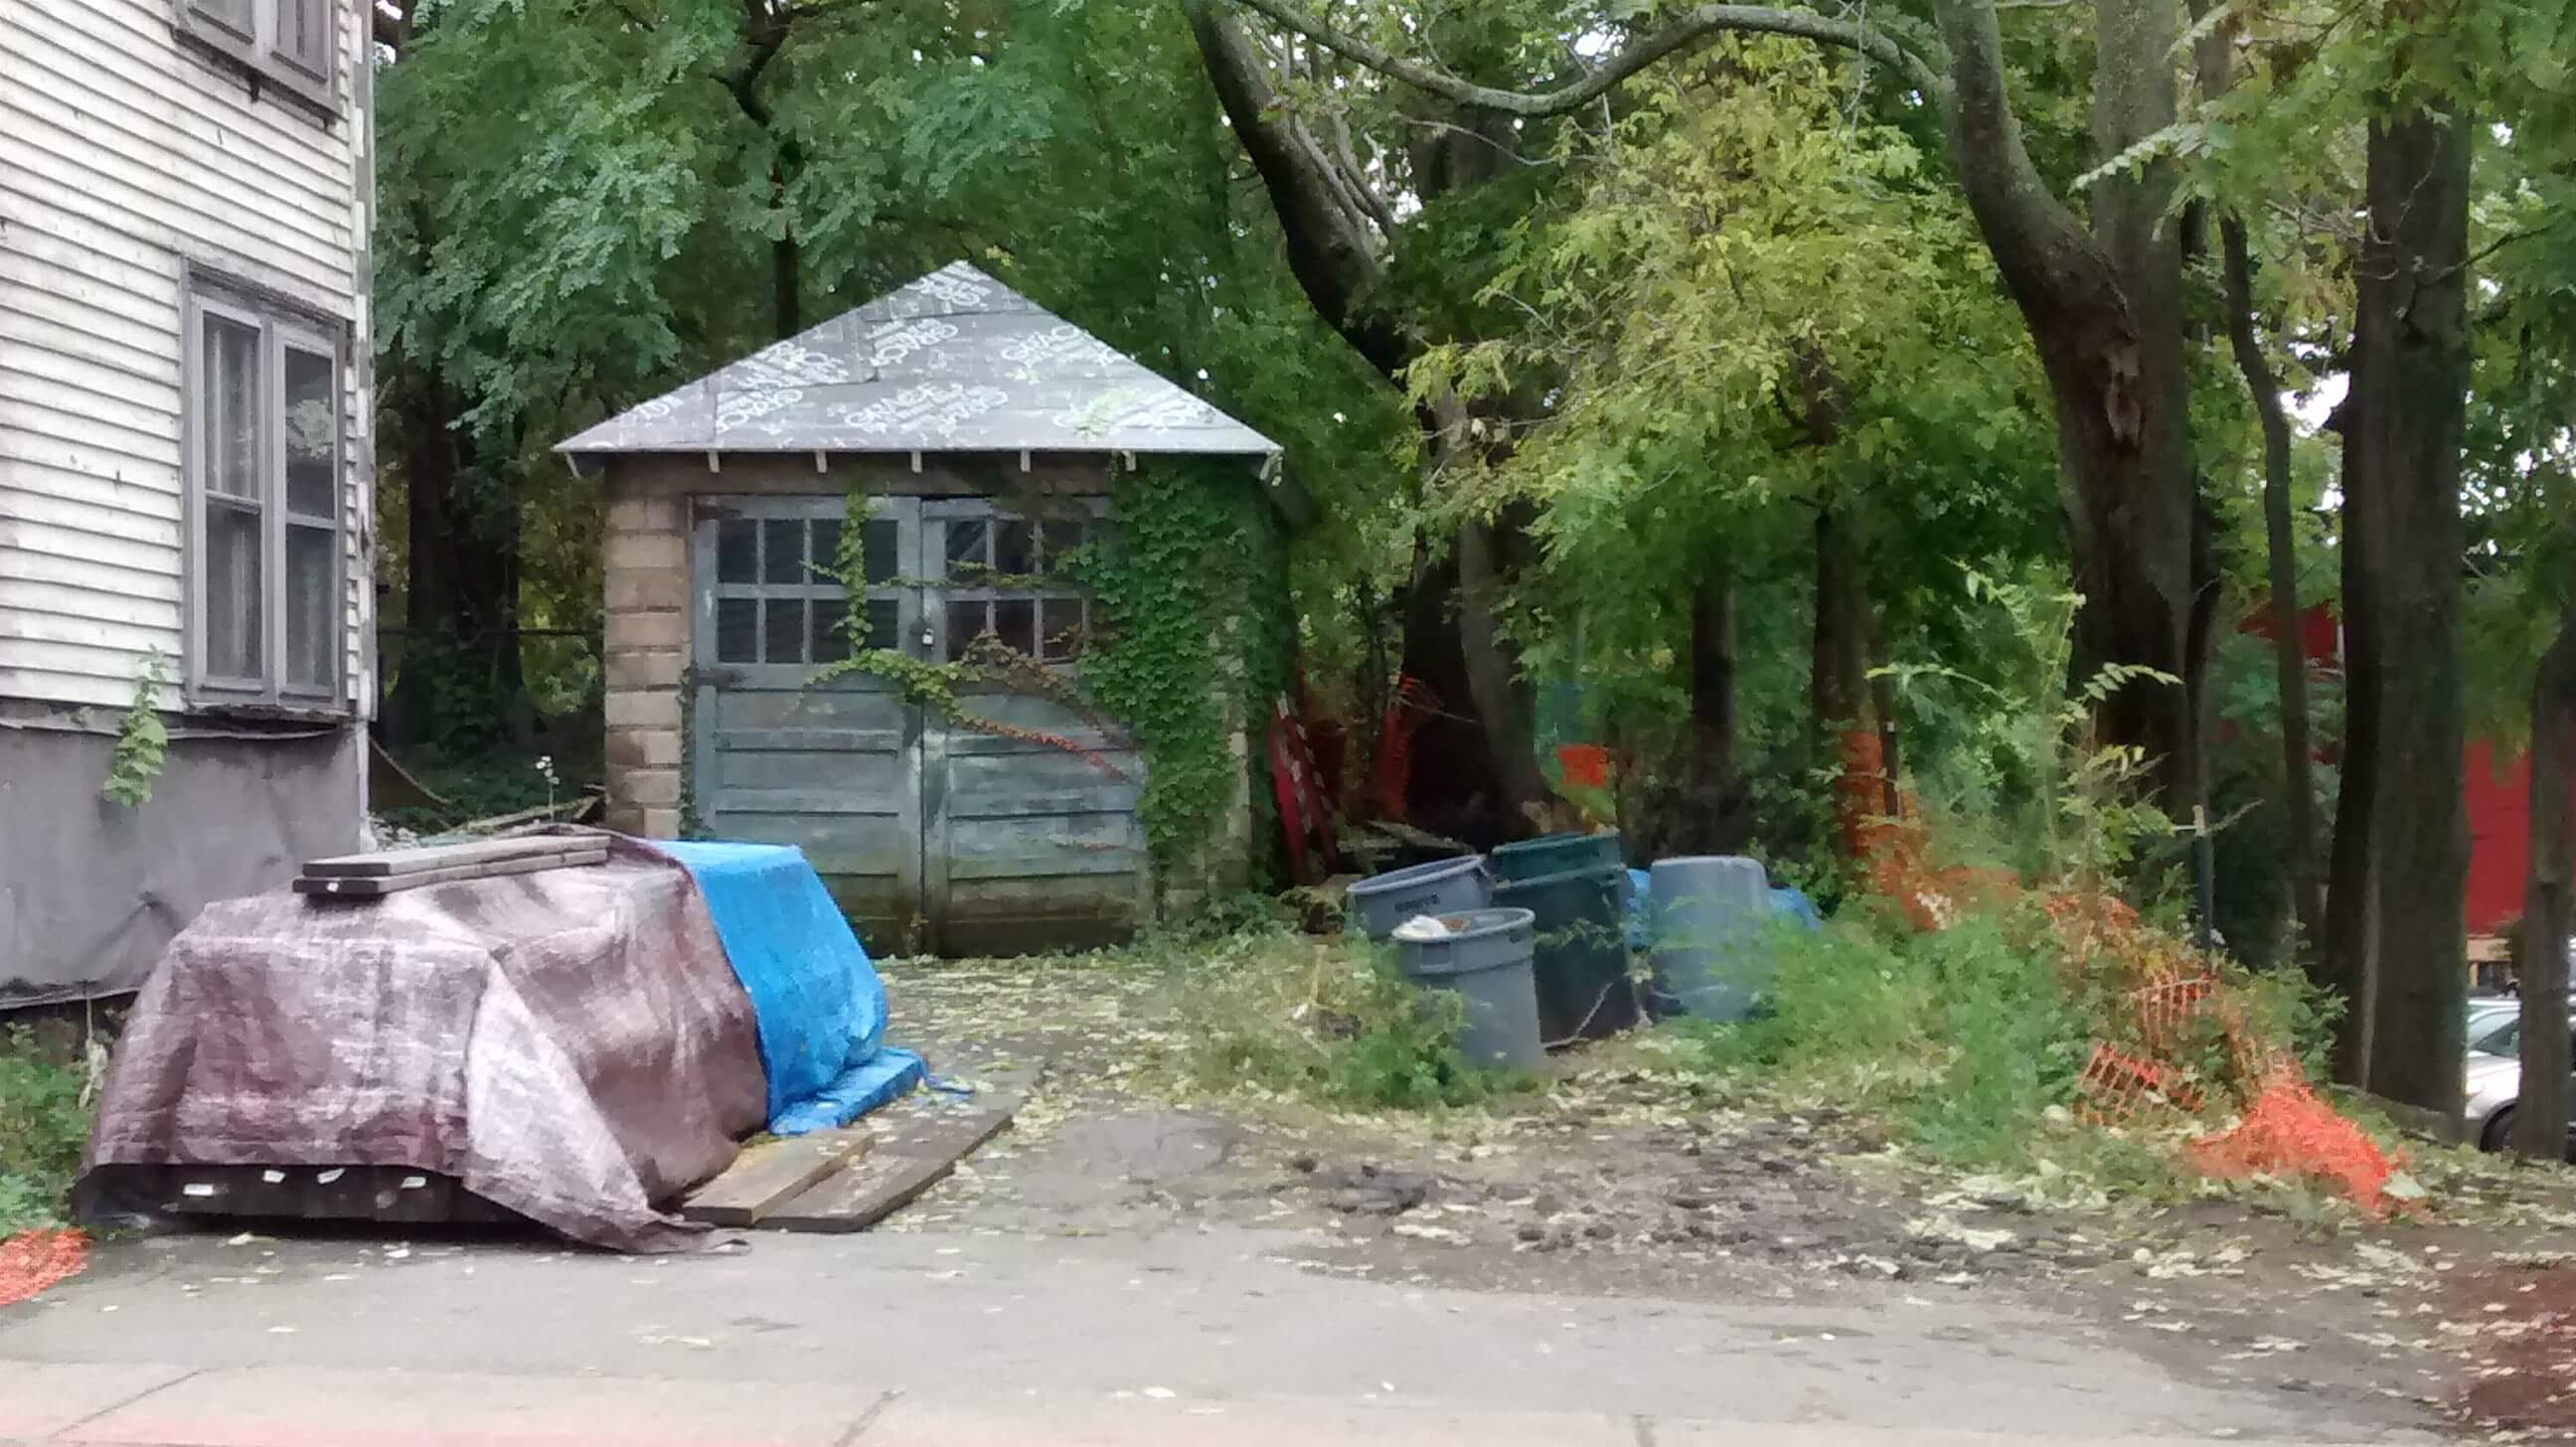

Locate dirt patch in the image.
[879,954,2576,1439]
[2446,1257,2576,1436]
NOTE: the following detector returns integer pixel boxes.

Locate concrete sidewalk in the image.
[0,1364,2401,1447]
[0,1225,2431,1446]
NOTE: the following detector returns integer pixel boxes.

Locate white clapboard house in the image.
[0,0,376,1004]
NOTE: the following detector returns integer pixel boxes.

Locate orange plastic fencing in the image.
[1841,763,2403,1214]
[0,1228,88,1308]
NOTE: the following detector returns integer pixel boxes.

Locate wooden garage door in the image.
[690,494,1146,956]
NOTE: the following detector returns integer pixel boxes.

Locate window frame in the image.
[182,268,350,716]
[174,0,341,116]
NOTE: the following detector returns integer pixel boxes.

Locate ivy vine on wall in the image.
[806,462,1288,879]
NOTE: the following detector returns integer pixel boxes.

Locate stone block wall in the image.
[600,482,687,838]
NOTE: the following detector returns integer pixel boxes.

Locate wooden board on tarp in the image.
[295,847,608,897]
[677,1127,875,1227]
[304,835,602,879]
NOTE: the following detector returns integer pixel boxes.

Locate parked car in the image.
[2466,1001,2576,1154]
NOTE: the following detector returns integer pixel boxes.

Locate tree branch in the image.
[1222,0,1950,116]
[1184,0,1412,377]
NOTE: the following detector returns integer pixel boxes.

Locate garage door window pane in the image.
[945,520,988,576]
[946,599,986,660]
[994,597,1035,656]
[994,520,1034,577]
[1041,599,1085,662]
[763,519,804,584]
[717,597,758,663]
[1042,520,1087,575]
[863,520,898,583]
[718,520,757,583]
[811,597,849,663]
[865,599,900,650]
[810,519,843,583]
[764,597,806,662]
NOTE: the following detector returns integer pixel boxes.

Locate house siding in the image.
[0,0,373,714]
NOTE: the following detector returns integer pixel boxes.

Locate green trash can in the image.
[1492,864,1640,1044]
[1491,830,1625,884]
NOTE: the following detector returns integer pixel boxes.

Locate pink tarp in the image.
[80,835,766,1252]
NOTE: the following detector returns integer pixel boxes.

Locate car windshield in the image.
[2473,1019,2520,1056]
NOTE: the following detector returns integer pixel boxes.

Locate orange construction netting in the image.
[1839,729,2402,1214]
[0,1228,88,1308]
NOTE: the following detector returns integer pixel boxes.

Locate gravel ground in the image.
[877,950,2576,1441]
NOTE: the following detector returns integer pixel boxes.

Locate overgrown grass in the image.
[1670,895,2344,1195]
[0,1027,92,1233]
[1163,927,1528,1111]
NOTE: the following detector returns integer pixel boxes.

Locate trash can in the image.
[1393,907,1544,1070]
[1493,864,1640,1044]
[1648,855,1774,1023]
[1347,855,1493,940]
[1490,830,1625,884]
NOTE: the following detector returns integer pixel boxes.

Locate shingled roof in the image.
[556,262,1280,460]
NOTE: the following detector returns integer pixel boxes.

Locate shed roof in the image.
[557,262,1280,460]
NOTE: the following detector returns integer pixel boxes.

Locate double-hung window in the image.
[176,0,337,111]
[186,280,346,711]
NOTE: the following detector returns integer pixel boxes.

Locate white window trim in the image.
[182,267,352,717]
[174,0,341,117]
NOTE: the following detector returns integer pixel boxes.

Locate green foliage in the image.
[1170,929,1519,1111]
[1074,460,1292,875]
[0,1029,92,1234]
[1679,911,2093,1167]
[1876,563,2176,889]
[99,658,168,810]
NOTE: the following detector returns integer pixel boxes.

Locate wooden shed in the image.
[559,262,1285,955]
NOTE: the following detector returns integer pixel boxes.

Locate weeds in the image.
[1164,928,1525,1111]
[0,1028,92,1233]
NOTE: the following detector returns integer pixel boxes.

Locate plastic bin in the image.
[1492,864,1639,1043]
[1347,855,1493,940]
[1648,855,1774,1022]
[1490,830,1625,884]
[1394,907,1543,1070]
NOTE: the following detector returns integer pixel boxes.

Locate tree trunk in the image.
[1814,508,1890,862]
[771,152,802,338]
[1930,0,2200,819]
[1457,516,1552,823]
[382,366,527,749]
[2512,613,2576,1159]
[2218,218,2327,957]
[1691,564,1739,795]
[2323,404,2382,1083]
[2348,103,2473,1115]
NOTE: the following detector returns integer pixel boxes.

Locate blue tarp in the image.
[652,841,924,1136]
[1768,886,1824,931]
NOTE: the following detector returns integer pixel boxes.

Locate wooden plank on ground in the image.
[294,847,607,897]
[757,1150,962,1235]
[678,1128,875,1227]
[760,1086,1026,1233]
[303,835,600,880]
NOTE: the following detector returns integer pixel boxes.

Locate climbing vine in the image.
[100,656,169,808]
[806,463,1289,879]
[1072,458,1291,873]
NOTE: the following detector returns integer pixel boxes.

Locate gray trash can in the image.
[1647,855,1774,1022]
[1348,855,1492,940]
[1393,907,1544,1070]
